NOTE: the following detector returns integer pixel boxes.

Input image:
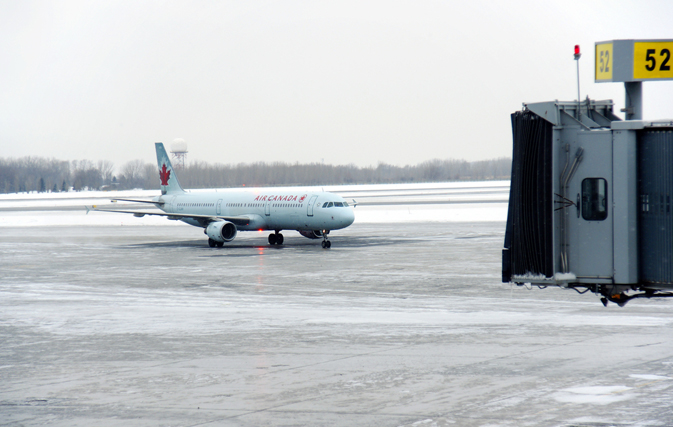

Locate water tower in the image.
[170,138,188,170]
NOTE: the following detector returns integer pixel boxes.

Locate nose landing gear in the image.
[321,230,331,249]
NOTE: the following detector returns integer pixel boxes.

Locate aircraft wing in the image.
[111,198,165,206]
[91,207,251,226]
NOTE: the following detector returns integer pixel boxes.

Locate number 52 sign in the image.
[595,43,613,81]
[633,42,673,79]
[595,39,673,82]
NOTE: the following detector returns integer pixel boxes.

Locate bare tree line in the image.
[0,157,154,194]
[178,158,512,187]
[0,156,511,194]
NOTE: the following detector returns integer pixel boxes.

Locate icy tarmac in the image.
[2,182,673,426]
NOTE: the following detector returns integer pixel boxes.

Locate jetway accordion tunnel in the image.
[502,99,673,305]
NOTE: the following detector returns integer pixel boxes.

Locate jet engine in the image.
[206,221,237,242]
[298,230,328,239]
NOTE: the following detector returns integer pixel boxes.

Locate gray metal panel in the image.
[612,121,646,130]
[611,39,634,83]
[524,101,560,126]
[638,129,673,285]
[525,100,618,128]
[569,130,614,281]
[612,129,638,284]
[613,120,673,130]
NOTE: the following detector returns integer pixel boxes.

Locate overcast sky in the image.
[2,1,673,170]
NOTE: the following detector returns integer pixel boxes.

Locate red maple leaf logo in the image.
[159,164,171,186]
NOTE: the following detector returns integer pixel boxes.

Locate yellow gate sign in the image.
[595,39,673,82]
[595,42,613,81]
[633,41,673,80]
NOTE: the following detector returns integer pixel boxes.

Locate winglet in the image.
[155,143,185,195]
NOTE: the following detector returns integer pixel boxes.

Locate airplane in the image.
[94,143,355,248]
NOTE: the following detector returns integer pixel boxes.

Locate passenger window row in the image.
[178,203,214,207]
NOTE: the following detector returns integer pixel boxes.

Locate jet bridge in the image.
[502,39,673,306]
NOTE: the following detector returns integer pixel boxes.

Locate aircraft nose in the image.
[343,207,355,226]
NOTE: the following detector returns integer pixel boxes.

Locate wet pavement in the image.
[2,218,673,426]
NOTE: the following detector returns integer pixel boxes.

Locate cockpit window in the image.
[343,201,349,207]
[333,202,343,207]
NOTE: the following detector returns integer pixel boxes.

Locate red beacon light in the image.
[574,44,581,60]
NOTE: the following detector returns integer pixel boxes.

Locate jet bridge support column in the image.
[624,82,642,120]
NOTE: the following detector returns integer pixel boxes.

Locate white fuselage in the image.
[154,190,355,232]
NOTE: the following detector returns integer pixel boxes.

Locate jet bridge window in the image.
[581,178,608,221]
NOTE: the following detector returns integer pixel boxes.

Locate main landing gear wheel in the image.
[268,232,284,245]
[208,238,217,248]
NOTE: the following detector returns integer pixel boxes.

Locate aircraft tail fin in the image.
[155,142,185,195]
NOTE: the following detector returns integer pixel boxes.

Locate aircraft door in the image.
[307,195,318,216]
[216,199,222,215]
[265,200,271,216]
[171,195,178,212]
